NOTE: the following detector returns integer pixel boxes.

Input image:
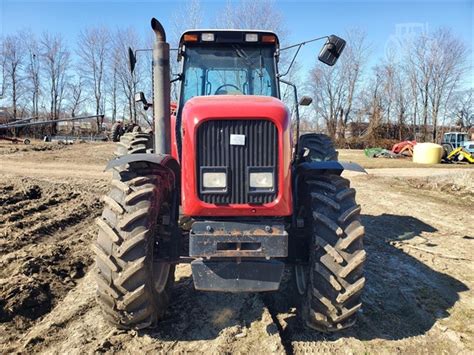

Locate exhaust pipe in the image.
[151,18,171,155]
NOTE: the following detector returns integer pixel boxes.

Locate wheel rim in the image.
[295,264,307,295]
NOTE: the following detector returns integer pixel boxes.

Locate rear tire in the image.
[300,174,365,332]
[115,131,154,157]
[111,123,124,142]
[298,133,338,162]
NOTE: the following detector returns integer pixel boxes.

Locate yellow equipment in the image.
[446,147,474,164]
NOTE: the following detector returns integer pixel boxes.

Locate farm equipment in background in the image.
[0,136,30,144]
[94,18,366,333]
[0,115,105,143]
[441,132,474,157]
[440,132,474,163]
[443,146,474,164]
[391,140,416,157]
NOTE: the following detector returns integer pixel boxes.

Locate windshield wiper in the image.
[232,45,265,94]
[232,45,252,65]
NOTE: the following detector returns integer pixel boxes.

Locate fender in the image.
[295,161,367,176]
[105,153,180,186]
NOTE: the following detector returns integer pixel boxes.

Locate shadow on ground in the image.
[265,213,468,345]
[138,275,267,342]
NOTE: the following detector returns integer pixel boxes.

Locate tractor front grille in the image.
[197,119,278,204]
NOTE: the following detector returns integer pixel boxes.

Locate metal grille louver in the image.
[197,119,278,204]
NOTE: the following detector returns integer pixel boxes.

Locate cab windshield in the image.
[180,45,277,104]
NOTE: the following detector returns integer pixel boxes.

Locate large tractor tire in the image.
[298,133,338,162]
[299,174,366,332]
[441,143,453,160]
[114,131,154,157]
[93,133,174,329]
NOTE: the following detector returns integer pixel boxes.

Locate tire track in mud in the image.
[12,265,285,354]
[0,177,104,352]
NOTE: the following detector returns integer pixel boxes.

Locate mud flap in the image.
[191,259,284,292]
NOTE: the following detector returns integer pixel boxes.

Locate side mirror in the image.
[128,47,137,73]
[299,96,313,106]
[135,92,147,104]
[318,35,346,66]
[135,92,152,110]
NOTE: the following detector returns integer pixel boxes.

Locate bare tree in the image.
[403,28,468,141]
[450,89,473,129]
[336,30,369,138]
[40,32,70,133]
[0,37,7,99]
[170,0,203,101]
[309,29,369,139]
[109,58,119,123]
[365,67,384,138]
[393,64,409,140]
[2,33,25,120]
[77,27,110,130]
[406,33,434,140]
[309,67,337,138]
[215,0,286,36]
[22,30,41,118]
[112,28,143,124]
[68,77,85,117]
[428,29,467,141]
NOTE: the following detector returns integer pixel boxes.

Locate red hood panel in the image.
[182,95,289,120]
[180,95,293,217]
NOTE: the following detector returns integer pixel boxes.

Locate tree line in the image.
[1,27,147,133]
[1,0,472,142]
[307,26,472,142]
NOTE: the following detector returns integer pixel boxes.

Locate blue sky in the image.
[1,0,473,85]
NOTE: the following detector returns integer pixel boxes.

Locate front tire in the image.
[301,174,366,332]
[442,143,453,160]
[93,162,175,329]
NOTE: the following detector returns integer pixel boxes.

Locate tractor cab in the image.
[177,30,281,108]
[442,132,468,149]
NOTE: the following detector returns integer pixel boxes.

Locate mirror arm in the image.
[279,35,328,52]
[278,44,303,78]
[170,74,182,83]
[280,78,301,160]
[278,35,328,78]
[135,48,152,54]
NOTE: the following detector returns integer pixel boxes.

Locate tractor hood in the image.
[181,95,289,124]
[180,95,293,217]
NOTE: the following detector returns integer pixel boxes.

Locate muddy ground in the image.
[0,142,473,354]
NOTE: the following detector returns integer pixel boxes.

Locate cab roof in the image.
[178,29,280,49]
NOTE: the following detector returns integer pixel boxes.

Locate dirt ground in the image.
[0,141,473,354]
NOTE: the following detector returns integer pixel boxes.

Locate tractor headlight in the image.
[202,172,227,189]
[249,171,274,189]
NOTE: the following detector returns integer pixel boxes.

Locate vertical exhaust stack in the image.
[151,18,171,155]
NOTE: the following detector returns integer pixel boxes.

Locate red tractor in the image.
[94,18,366,332]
